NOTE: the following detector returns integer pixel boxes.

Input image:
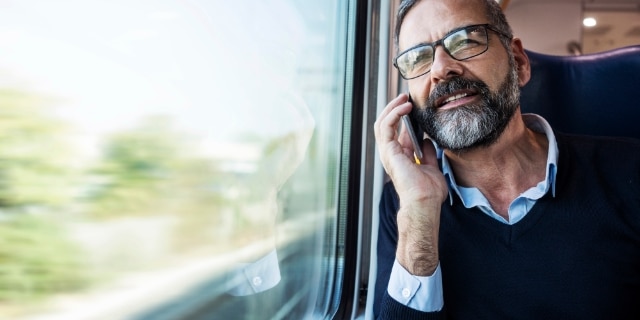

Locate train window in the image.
[0,0,359,319]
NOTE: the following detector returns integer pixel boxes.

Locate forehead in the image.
[398,0,487,51]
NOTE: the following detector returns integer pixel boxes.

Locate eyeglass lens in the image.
[396,25,490,79]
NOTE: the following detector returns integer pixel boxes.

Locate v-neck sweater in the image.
[376,133,640,319]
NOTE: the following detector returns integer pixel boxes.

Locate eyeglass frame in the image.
[393,23,512,80]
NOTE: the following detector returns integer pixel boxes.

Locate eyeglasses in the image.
[393,24,511,80]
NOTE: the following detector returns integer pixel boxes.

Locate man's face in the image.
[399,0,520,151]
[411,62,520,151]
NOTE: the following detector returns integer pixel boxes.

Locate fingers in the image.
[377,93,410,121]
[374,93,411,143]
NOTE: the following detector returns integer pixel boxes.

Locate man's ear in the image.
[511,38,531,87]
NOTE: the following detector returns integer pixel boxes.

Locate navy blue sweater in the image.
[375,133,640,319]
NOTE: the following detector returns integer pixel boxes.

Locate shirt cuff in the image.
[226,249,281,296]
[387,259,444,312]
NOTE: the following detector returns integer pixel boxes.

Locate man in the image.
[373,0,640,319]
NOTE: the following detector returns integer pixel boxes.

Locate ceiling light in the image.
[583,17,597,27]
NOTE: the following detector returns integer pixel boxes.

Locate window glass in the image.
[0,0,352,319]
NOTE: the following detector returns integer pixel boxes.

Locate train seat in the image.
[520,45,640,139]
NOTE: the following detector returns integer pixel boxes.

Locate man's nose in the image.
[429,46,463,82]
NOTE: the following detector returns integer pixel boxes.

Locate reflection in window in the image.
[0,0,352,319]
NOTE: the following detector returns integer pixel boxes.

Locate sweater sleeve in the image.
[379,291,445,320]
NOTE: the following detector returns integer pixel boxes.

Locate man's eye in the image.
[449,38,481,53]
[408,49,431,65]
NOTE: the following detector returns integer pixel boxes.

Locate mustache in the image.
[426,77,490,109]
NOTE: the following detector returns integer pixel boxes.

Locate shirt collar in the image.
[440,113,559,205]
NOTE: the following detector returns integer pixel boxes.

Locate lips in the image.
[435,90,477,108]
[427,77,486,110]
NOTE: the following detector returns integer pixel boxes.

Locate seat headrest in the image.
[520,45,640,139]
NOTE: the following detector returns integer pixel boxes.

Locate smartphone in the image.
[402,94,424,164]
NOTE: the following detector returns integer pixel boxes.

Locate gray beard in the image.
[413,66,520,152]
[431,104,502,151]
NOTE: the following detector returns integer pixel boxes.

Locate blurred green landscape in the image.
[0,86,303,317]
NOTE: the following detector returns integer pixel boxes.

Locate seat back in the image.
[520,45,640,139]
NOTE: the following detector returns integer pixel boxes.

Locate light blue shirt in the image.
[226,249,281,296]
[387,114,559,312]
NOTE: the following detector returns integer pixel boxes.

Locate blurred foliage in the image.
[0,89,75,210]
[83,116,223,219]
[0,83,325,311]
[0,214,90,302]
[0,87,88,307]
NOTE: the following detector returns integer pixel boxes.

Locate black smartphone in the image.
[402,94,424,163]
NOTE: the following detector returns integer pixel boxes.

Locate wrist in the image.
[396,205,440,276]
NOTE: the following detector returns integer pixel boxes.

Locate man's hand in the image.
[374,93,448,276]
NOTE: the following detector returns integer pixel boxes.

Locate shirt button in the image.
[252,276,263,287]
[401,288,411,298]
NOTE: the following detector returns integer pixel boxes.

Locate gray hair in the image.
[394,0,513,51]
